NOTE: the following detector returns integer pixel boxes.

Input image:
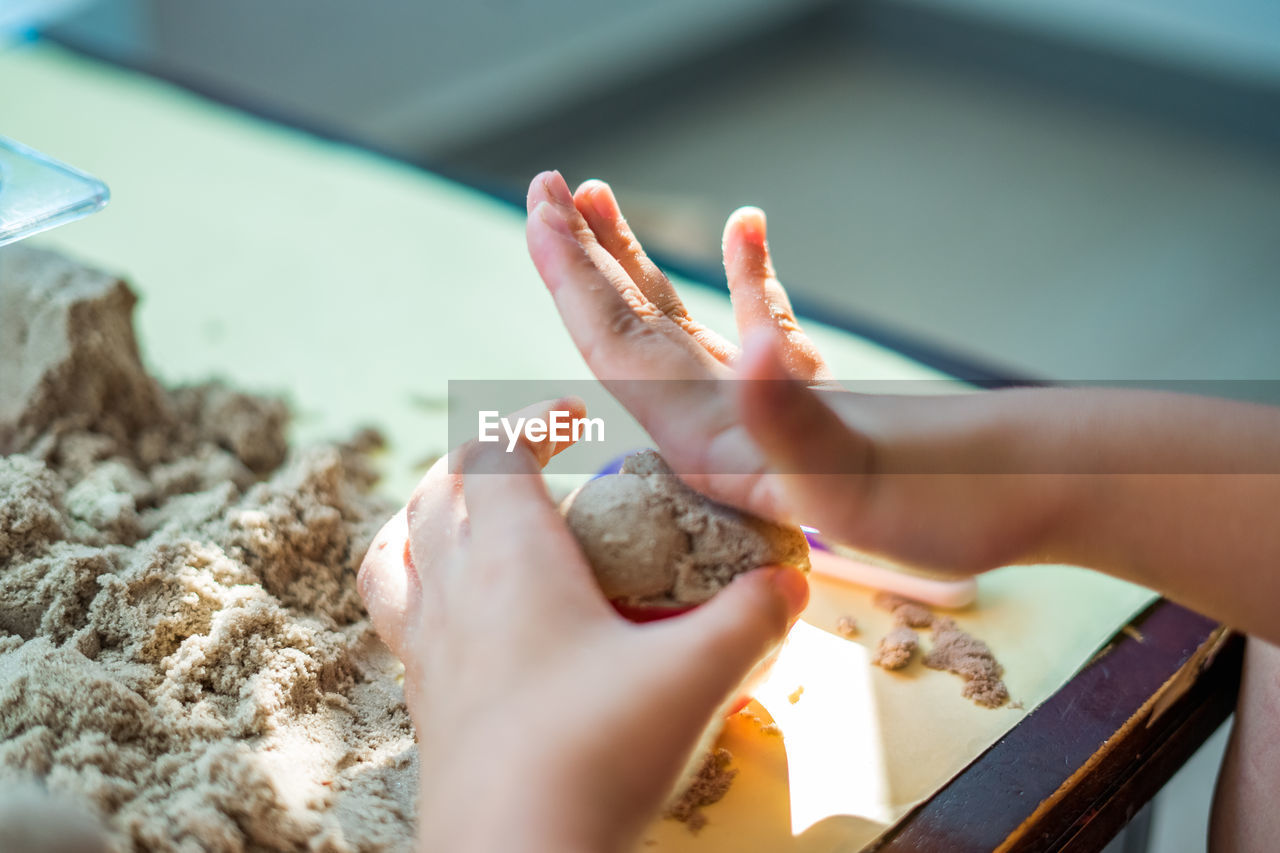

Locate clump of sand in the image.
[873,591,935,629]
[872,626,918,670]
[560,450,809,605]
[869,591,1009,708]
[923,619,1010,709]
[663,749,737,833]
[0,247,416,851]
[834,616,858,637]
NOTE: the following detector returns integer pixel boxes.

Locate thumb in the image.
[649,566,809,708]
[357,507,415,658]
[735,331,877,530]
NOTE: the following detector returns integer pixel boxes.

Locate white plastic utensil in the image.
[807,538,977,608]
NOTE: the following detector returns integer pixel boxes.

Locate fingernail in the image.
[534,201,576,241]
[736,207,767,247]
[542,170,575,208]
[769,567,809,616]
[582,180,619,221]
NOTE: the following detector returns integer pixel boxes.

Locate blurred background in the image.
[36,0,1280,388]
[20,0,1280,849]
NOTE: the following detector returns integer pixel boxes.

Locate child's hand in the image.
[525,170,1280,642]
[358,398,808,853]
[524,171,1071,576]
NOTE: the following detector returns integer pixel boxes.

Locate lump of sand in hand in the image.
[872,626,918,670]
[923,618,1009,708]
[560,450,809,605]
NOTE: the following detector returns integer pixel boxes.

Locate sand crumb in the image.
[664,749,737,833]
[923,618,1010,708]
[0,248,416,851]
[787,686,804,704]
[834,616,858,637]
[872,626,919,670]
[872,591,936,629]
[737,711,781,737]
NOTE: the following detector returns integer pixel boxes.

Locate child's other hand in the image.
[357,398,807,853]
[525,171,1070,576]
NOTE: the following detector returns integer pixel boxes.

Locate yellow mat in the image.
[0,41,1158,852]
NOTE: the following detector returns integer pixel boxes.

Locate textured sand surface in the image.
[0,247,416,852]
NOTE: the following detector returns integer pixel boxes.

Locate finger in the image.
[459,416,611,613]
[526,171,717,384]
[648,566,809,707]
[404,452,466,591]
[735,331,875,528]
[527,173,758,476]
[528,171,660,324]
[357,507,414,657]
[406,396,585,575]
[723,207,830,381]
[573,179,736,365]
[457,395,588,548]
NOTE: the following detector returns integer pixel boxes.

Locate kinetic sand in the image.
[0,247,416,852]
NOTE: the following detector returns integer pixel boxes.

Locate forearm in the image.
[996,389,1280,643]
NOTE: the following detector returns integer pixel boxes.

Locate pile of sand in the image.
[869,592,1009,708]
[0,248,416,852]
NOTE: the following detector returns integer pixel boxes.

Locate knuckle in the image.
[735,247,772,282]
[773,311,804,337]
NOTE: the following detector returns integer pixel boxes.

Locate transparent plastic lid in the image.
[0,135,109,247]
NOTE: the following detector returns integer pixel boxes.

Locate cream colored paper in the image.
[0,43,1157,852]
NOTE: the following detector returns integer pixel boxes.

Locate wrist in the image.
[953,389,1089,568]
[980,389,1103,567]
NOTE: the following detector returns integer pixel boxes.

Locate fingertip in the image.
[573,179,619,223]
[678,565,803,659]
[766,565,810,621]
[543,170,574,207]
[556,394,589,420]
[527,170,554,212]
[357,508,414,654]
[548,395,589,456]
[724,206,767,249]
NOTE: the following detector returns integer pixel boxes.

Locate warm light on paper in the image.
[755,621,893,834]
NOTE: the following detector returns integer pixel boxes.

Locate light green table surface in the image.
[0,41,1156,853]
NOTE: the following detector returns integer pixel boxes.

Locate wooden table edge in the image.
[871,599,1242,852]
